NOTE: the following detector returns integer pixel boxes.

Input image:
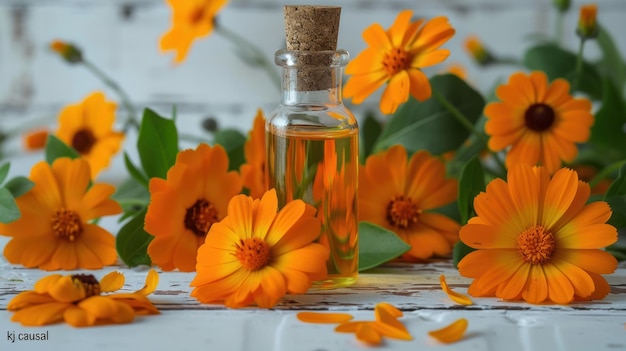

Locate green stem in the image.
[591,160,626,191]
[215,25,282,92]
[573,38,586,91]
[82,59,140,131]
[432,89,507,176]
[555,12,564,46]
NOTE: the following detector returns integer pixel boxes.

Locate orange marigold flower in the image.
[458,163,618,304]
[145,143,242,272]
[0,157,121,270]
[55,92,124,179]
[8,270,159,327]
[160,0,229,63]
[359,145,460,261]
[343,10,455,115]
[484,71,594,175]
[240,109,267,199]
[577,4,599,39]
[190,189,329,308]
[22,128,49,151]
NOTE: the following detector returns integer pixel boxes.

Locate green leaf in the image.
[123,152,149,188]
[0,187,21,223]
[374,74,485,155]
[137,108,179,180]
[604,162,626,198]
[44,134,80,164]
[595,24,626,92]
[213,128,246,171]
[590,79,626,160]
[113,177,150,215]
[4,176,34,198]
[116,207,153,268]
[360,111,382,161]
[457,156,486,224]
[452,241,475,268]
[605,196,626,229]
[0,162,9,184]
[523,43,603,100]
[358,221,411,271]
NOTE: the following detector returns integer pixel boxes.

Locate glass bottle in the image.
[266,49,359,289]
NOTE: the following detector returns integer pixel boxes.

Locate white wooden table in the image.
[1,260,625,351]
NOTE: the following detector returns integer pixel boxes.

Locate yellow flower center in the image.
[517,225,556,265]
[51,209,83,242]
[387,195,421,228]
[72,128,96,155]
[524,103,555,132]
[71,274,101,298]
[234,237,271,271]
[185,199,219,237]
[382,48,412,76]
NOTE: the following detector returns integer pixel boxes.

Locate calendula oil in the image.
[266,6,359,288]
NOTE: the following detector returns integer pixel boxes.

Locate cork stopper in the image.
[282,5,342,91]
[284,5,341,51]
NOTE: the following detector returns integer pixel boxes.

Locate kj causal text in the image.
[6,330,49,343]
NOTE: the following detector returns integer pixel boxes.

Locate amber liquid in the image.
[267,127,358,288]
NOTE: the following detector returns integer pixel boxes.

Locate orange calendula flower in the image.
[0,158,121,270]
[145,143,242,272]
[8,270,159,327]
[577,4,599,39]
[428,318,468,344]
[343,10,455,115]
[484,71,594,175]
[22,128,49,151]
[240,109,267,199]
[440,274,473,306]
[160,0,229,63]
[190,189,329,308]
[55,92,124,179]
[359,145,460,261]
[458,163,618,304]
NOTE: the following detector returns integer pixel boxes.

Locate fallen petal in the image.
[428,318,469,343]
[297,311,354,323]
[440,274,473,305]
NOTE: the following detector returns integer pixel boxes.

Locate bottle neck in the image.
[280,66,343,106]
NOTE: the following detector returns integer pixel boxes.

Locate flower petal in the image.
[297,312,354,324]
[440,274,473,305]
[428,318,468,344]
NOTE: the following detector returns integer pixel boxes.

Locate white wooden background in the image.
[1,0,625,141]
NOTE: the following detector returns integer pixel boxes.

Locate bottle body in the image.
[266,50,359,288]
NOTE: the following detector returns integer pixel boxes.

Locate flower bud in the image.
[553,0,571,13]
[464,36,495,66]
[576,4,599,39]
[50,40,83,63]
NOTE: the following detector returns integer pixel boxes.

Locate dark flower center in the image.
[517,225,556,265]
[71,128,97,155]
[387,195,421,229]
[382,48,411,76]
[524,103,555,132]
[51,209,83,242]
[185,199,219,237]
[234,237,271,271]
[71,274,101,298]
